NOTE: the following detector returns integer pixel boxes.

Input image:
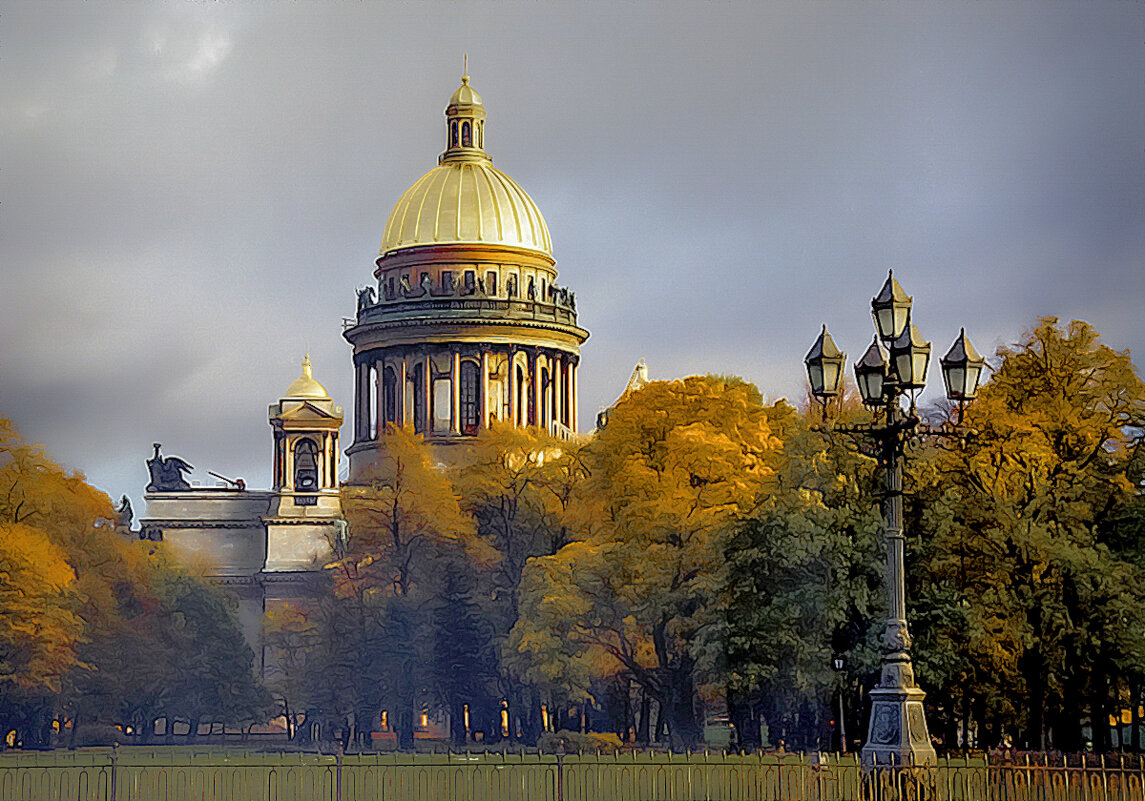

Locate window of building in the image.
[540,367,550,428]
[486,270,497,296]
[450,122,458,148]
[460,360,479,435]
[412,364,425,434]
[461,121,471,147]
[441,270,453,294]
[383,366,397,426]
[293,438,319,491]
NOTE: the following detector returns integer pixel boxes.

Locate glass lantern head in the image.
[890,322,931,391]
[805,325,846,399]
[941,328,986,401]
[854,337,889,407]
[871,270,913,343]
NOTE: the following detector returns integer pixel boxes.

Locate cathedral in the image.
[140,72,589,656]
[344,71,588,478]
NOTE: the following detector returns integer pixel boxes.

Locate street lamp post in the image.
[804,271,985,768]
[832,656,847,753]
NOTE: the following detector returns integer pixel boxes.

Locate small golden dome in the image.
[449,74,483,108]
[284,355,329,399]
[379,74,552,257]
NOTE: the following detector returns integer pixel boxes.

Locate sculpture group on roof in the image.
[363,272,576,313]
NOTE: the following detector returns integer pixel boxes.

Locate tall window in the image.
[462,121,472,147]
[541,367,550,428]
[294,438,319,491]
[412,364,425,434]
[516,366,525,426]
[383,366,397,426]
[450,122,459,148]
[460,360,479,435]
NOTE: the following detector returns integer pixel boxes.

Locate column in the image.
[451,350,461,434]
[284,436,294,491]
[423,353,432,434]
[571,359,578,434]
[508,347,518,427]
[480,349,490,429]
[531,349,541,429]
[355,361,369,442]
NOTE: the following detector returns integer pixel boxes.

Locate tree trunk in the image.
[397,707,415,751]
[636,693,651,744]
[68,710,81,750]
[1132,680,1142,753]
[449,700,467,747]
[665,662,701,751]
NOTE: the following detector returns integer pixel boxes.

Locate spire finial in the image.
[302,353,313,378]
[462,53,469,84]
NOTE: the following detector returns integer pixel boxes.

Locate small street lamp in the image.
[832,656,847,753]
[805,270,984,768]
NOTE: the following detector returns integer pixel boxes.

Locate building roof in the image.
[379,75,552,257]
[283,355,330,399]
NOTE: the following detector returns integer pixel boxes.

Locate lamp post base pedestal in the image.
[861,684,937,768]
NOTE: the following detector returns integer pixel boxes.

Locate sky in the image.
[2,1,1143,512]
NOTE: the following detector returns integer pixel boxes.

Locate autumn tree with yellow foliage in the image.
[511,377,780,748]
[1,420,269,748]
[333,424,489,748]
[904,319,1145,751]
[453,425,587,744]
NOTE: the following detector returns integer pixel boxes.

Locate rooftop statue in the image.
[146,443,193,492]
[115,495,133,531]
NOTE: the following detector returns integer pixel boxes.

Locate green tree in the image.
[725,400,883,750]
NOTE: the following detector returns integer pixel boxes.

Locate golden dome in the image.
[284,355,329,399]
[379,75,552,257]
[449,74,483,107]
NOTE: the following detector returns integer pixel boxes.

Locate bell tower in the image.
[264,355,344,572]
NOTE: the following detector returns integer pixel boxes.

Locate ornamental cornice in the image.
[139,519,265,530]
[346,315,588,344]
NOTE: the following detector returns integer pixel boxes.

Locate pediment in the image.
[277,401,340,422]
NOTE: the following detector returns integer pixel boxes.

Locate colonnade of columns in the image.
[353,345,580,442]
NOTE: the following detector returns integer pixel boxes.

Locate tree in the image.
[454,425,587,744]
[0,523,83,695]
[332,425,488,747]
[511,377,780,748]
[908,318,1145,750]
[725,400,883,750]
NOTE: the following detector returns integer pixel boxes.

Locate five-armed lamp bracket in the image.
[804,270,986,768]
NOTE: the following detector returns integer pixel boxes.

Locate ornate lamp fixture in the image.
[871,270,912,343]
[889,321,931,394]
[805,325,847,403]
[940,328,986,415]
[854,337,889,408]
[804,270,985,769]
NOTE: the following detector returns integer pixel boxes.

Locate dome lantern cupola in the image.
[441,67,489,165]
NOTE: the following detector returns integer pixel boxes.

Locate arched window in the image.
[516,365,525,426]
[450,122,459,148]
[383,366,397,426]
[460,360,480,435]
[461,121,472,147]
[294,438,319,492]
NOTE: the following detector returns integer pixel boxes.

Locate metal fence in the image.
[0,749,1142,801]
